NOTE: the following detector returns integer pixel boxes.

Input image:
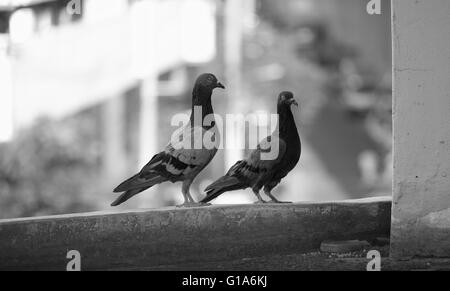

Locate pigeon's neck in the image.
[277,105,299,139]
[190,86,214,129]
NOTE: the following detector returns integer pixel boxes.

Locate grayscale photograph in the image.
[0,0,448,276]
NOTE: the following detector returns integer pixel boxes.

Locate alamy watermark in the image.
[65,248,381,271]
[66,250,81,271]
[66,0,382,17]
[366,250,381,271]
[170,107,280,161]
[66,0,82,15]
[366,0,382,15]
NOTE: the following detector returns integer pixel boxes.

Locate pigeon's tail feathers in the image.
[201,175,245,203]
[111,187,149,206]
[114,173,139,192]
[114,173,165,193]
[204,175,241,192]
[112,173,167,206]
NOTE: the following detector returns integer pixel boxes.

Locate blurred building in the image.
[0,0,261,213]
[0,0,234,212]
[0,0,392,218]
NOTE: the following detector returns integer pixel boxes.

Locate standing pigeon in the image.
[201,91,301,204]
[112,73,225,207]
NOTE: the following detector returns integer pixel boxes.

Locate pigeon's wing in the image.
[239,135,286,185]
[113,152,175,193]
[222,135,286,186]
[114,126,219,193]
[166,127,220,169]
[201,134,285,203]
[166,125,220,174]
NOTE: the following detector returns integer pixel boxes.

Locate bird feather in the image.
[201,135,286,203]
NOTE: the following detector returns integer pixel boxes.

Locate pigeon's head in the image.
[278,91,298,108]
[195,73,225,91]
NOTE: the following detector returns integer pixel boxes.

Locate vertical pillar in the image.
[103,95,127,182]
[130,0,159,168]
[130,0,159,206]
[0,12,13,143]
[224,0,244,170]
[391,0,450,258]
[139,74,158,167]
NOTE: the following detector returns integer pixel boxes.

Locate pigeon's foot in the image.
[252,189,267,204]
[264,191,291,204]
[176,202,210,208]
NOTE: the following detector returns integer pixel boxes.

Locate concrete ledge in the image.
[0,197,391,270]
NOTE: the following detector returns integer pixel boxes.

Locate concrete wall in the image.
[391,0,450,258]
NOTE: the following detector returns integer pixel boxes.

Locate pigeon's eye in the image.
[282,94,292,101]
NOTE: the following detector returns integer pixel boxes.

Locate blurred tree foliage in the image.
[0,116,100,219]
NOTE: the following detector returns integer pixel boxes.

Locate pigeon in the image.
[112,73,225,207]
[201,91,301,204]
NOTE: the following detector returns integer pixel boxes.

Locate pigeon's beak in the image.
[289,99,299,107]
[215,82,225,89]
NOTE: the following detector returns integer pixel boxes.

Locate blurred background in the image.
[0,0,392,219]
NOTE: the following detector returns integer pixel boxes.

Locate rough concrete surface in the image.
[320,240,371,253]
[138,246,450,271]
[391,0,450,258]
[0,197,390,270]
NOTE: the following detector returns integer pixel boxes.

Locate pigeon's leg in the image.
[179,192,190,206]
[252,188,267,204]
[263,184,292,204]
[177,179,210,207]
